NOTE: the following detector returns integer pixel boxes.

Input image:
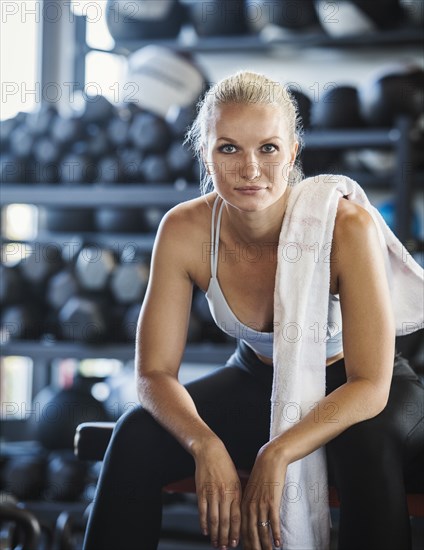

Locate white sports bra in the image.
[204,196,344,359]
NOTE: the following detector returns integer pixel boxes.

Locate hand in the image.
[241,442,287,550]
[194,439,242,549]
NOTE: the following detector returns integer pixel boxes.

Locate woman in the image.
[83,71,424,550]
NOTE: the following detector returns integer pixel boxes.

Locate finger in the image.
[228,498,241,548]
[269,504,281,548]
[208,498,220,548]
[246,505,261,550]
[257,505,272,550]
[240,503,249,547]
[197,486,209,537]
[218,500,230,549]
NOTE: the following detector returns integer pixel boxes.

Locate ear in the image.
[290,141,299,168]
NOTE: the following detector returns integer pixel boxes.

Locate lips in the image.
[235,186,266,191]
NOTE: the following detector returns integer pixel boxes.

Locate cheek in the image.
[263,159,286,183]
[211,156,238,180]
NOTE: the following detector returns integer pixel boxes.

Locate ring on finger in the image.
[258,520,270,527]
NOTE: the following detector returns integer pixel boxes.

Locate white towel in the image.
[271,174,424,550]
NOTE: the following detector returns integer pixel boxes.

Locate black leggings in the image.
[83,342,424,550]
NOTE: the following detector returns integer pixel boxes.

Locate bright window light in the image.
[2,204,38,241]
[0,356,33,421]
[0,0,39,120]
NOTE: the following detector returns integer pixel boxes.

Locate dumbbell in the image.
[19,243,64,291]
[106,0,186,41]
[311,85,365,129]
[129,111,172,154]
[78,93,116,125]
[166,103,198,139]
[2,454,47,501]
[359,65,424,126]
[84,123,112,158]
[45,451,88,502]
[53,511,75,550]
[167,141,196,181]
[0,112,28,153]
[51,115,84,146]
[139,206,168,233]
[140,153,173,183]
[94,208,143,233]
[106,115,131,147]
[9,124,35,159]
[1,304,45,341]
[5,109,58,184]
[74,246,117,292]
[59,151,97,185]
[93,156,122,184]
[254,0,319,30]
[181,0,250,36]
[1,153,26,183]
[0,264,25,305]
[117,147,144,183]
[26,105,58,136]
[110,256,150,305]
[56,295,111,343]
[33,136,63,166]
[0,502,42,550]
[46,270,80,311]
[32,375,110,450]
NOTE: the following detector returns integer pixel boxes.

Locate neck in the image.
[223,190,291,246]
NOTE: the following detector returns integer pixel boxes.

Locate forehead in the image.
[208,102,287,138]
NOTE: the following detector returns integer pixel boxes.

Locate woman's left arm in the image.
[241,199,396,550]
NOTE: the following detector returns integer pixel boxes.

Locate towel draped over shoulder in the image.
[271,174,423,549]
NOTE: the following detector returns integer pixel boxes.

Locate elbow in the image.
[347,377,391,420]
[135,371,153,404]
[366,385,390,419]
[370,394,388,418]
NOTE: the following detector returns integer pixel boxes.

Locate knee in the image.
[111,405,158,449]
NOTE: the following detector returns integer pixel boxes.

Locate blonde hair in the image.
[184,70,304,194]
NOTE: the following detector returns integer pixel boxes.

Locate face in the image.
[203,102,298,212]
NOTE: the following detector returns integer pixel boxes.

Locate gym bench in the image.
[74,422,424,518]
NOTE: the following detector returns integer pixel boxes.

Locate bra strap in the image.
[210,196,225,278]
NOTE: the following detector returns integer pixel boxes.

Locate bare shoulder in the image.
[152,193,216,283]
[333,196,378,244]
[158,193,215,247]
[162,193,214,228]
[330,197,381,291]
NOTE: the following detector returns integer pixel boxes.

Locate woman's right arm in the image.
[135,206,217,453]
[135,207,241,549]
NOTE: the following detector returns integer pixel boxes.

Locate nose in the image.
[241,159,261,181]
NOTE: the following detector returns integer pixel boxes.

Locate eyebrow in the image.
[217,136,283,144]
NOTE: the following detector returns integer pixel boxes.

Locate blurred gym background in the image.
[1,1,423,549]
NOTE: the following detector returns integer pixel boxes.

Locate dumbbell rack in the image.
[74,15,423,59]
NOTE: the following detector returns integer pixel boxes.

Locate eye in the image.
[261,143,278,153]
[218,144,237,154]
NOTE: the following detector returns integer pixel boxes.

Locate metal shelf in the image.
[303,128,401,149]
[85,26,423,55]
[34,231,155,251]
[0,184,200,207]
[0,341,236,363]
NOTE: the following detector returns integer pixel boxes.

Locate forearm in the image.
[271,378,388,465]
[137,371,221,458]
